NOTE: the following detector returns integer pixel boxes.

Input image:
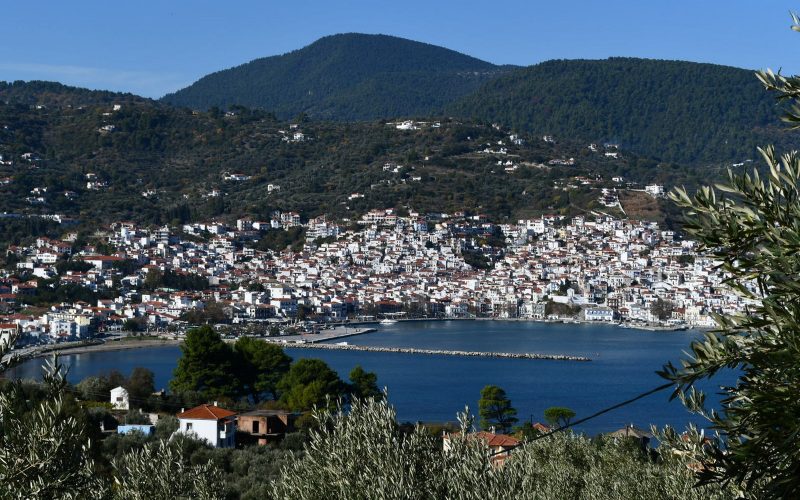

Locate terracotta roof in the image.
[444,431,520,448]
[472,431,521,447]
[177,404,236,420]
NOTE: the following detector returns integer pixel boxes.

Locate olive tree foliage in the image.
[273,395,430,499]
[0,355,103,499]
[656,16,800,499]
[112,437,225,500]
[272,397,731,499]
[0,337,225,500]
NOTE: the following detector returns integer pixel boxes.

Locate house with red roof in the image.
[442,430,520,466]
[175,404,237,448]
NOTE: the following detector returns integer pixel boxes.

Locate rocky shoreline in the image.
[276,341,591,361]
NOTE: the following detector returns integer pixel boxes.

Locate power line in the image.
[489,381,675,457]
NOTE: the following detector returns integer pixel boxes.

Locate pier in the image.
[277,342,591,362]
[265,326,378,344]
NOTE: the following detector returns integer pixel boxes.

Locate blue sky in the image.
[1,1,797,98]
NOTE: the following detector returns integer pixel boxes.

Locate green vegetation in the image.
[162,33,800,164]
[543,406,576,428]
[650,298,675,321]
[142,268,209,291]
[125,367,156,404]
[277,358,345,412]
[0,354,222,499]
[233,336,292,402]
[656,16,800,498]
[272,397,732,499]
[162,33,509,120]
[461,249,490,270]
[478,384,518,433]
[451,57,799,164]
[170,326,243,399]
[255,227,306,252]
[0,80,725,251]
[348,365,382,401]
[169,326,378,413]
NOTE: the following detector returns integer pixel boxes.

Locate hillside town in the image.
[0,209,755,346]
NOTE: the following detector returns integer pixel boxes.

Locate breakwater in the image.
[277,342,591,361]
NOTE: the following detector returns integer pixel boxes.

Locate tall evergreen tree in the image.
[277,359,344,411]
[170,326,240,399]
[478,385,518,434]
[233,337,291,402]
[348,365,382,401]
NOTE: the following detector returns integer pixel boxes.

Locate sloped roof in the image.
[444,431,520,448]
[608,424,652,440]
[472,431,521,447]
[177,404,236,420]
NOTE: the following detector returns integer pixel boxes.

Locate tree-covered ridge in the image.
[161,31,800,164]
[451,57,799,164]
[0,80,150,108]
[161,33,512,119]
[0,81,708,248]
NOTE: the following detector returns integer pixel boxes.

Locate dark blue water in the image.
[10,321,730,435]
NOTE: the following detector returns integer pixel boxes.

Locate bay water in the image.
[11,321,727,435]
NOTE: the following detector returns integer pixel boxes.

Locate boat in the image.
[379,319,398,325]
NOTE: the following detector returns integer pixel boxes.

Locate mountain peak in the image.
[161,34,506,119]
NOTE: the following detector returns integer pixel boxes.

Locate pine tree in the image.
[170,325,241,399]
[478,385,518,434]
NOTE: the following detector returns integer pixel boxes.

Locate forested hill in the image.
[161,33,510,120]
[450,57,796,164]
[0,81,150,108]
[0,81,712,247]
[162,34,797,164]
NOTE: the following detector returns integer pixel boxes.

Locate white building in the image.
[175,404,237,448]
[110,386,129,410]
[0,323,18,348]
[584,306,615,322]
[645,184,665,197]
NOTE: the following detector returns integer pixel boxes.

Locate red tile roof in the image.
[472,431,520,448]
[443,431,520,448]
[177,404,236,420]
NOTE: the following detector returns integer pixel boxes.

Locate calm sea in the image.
[10,321,730,435]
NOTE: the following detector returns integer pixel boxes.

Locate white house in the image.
[645,184,665,197]
[0,323,18,348]
[110,386,130,410]
[175,404,237,448]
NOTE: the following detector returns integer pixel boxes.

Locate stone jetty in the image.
[280,342,591,362]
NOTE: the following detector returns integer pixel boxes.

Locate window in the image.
[186,423,192,431]
[252,421,260,433]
